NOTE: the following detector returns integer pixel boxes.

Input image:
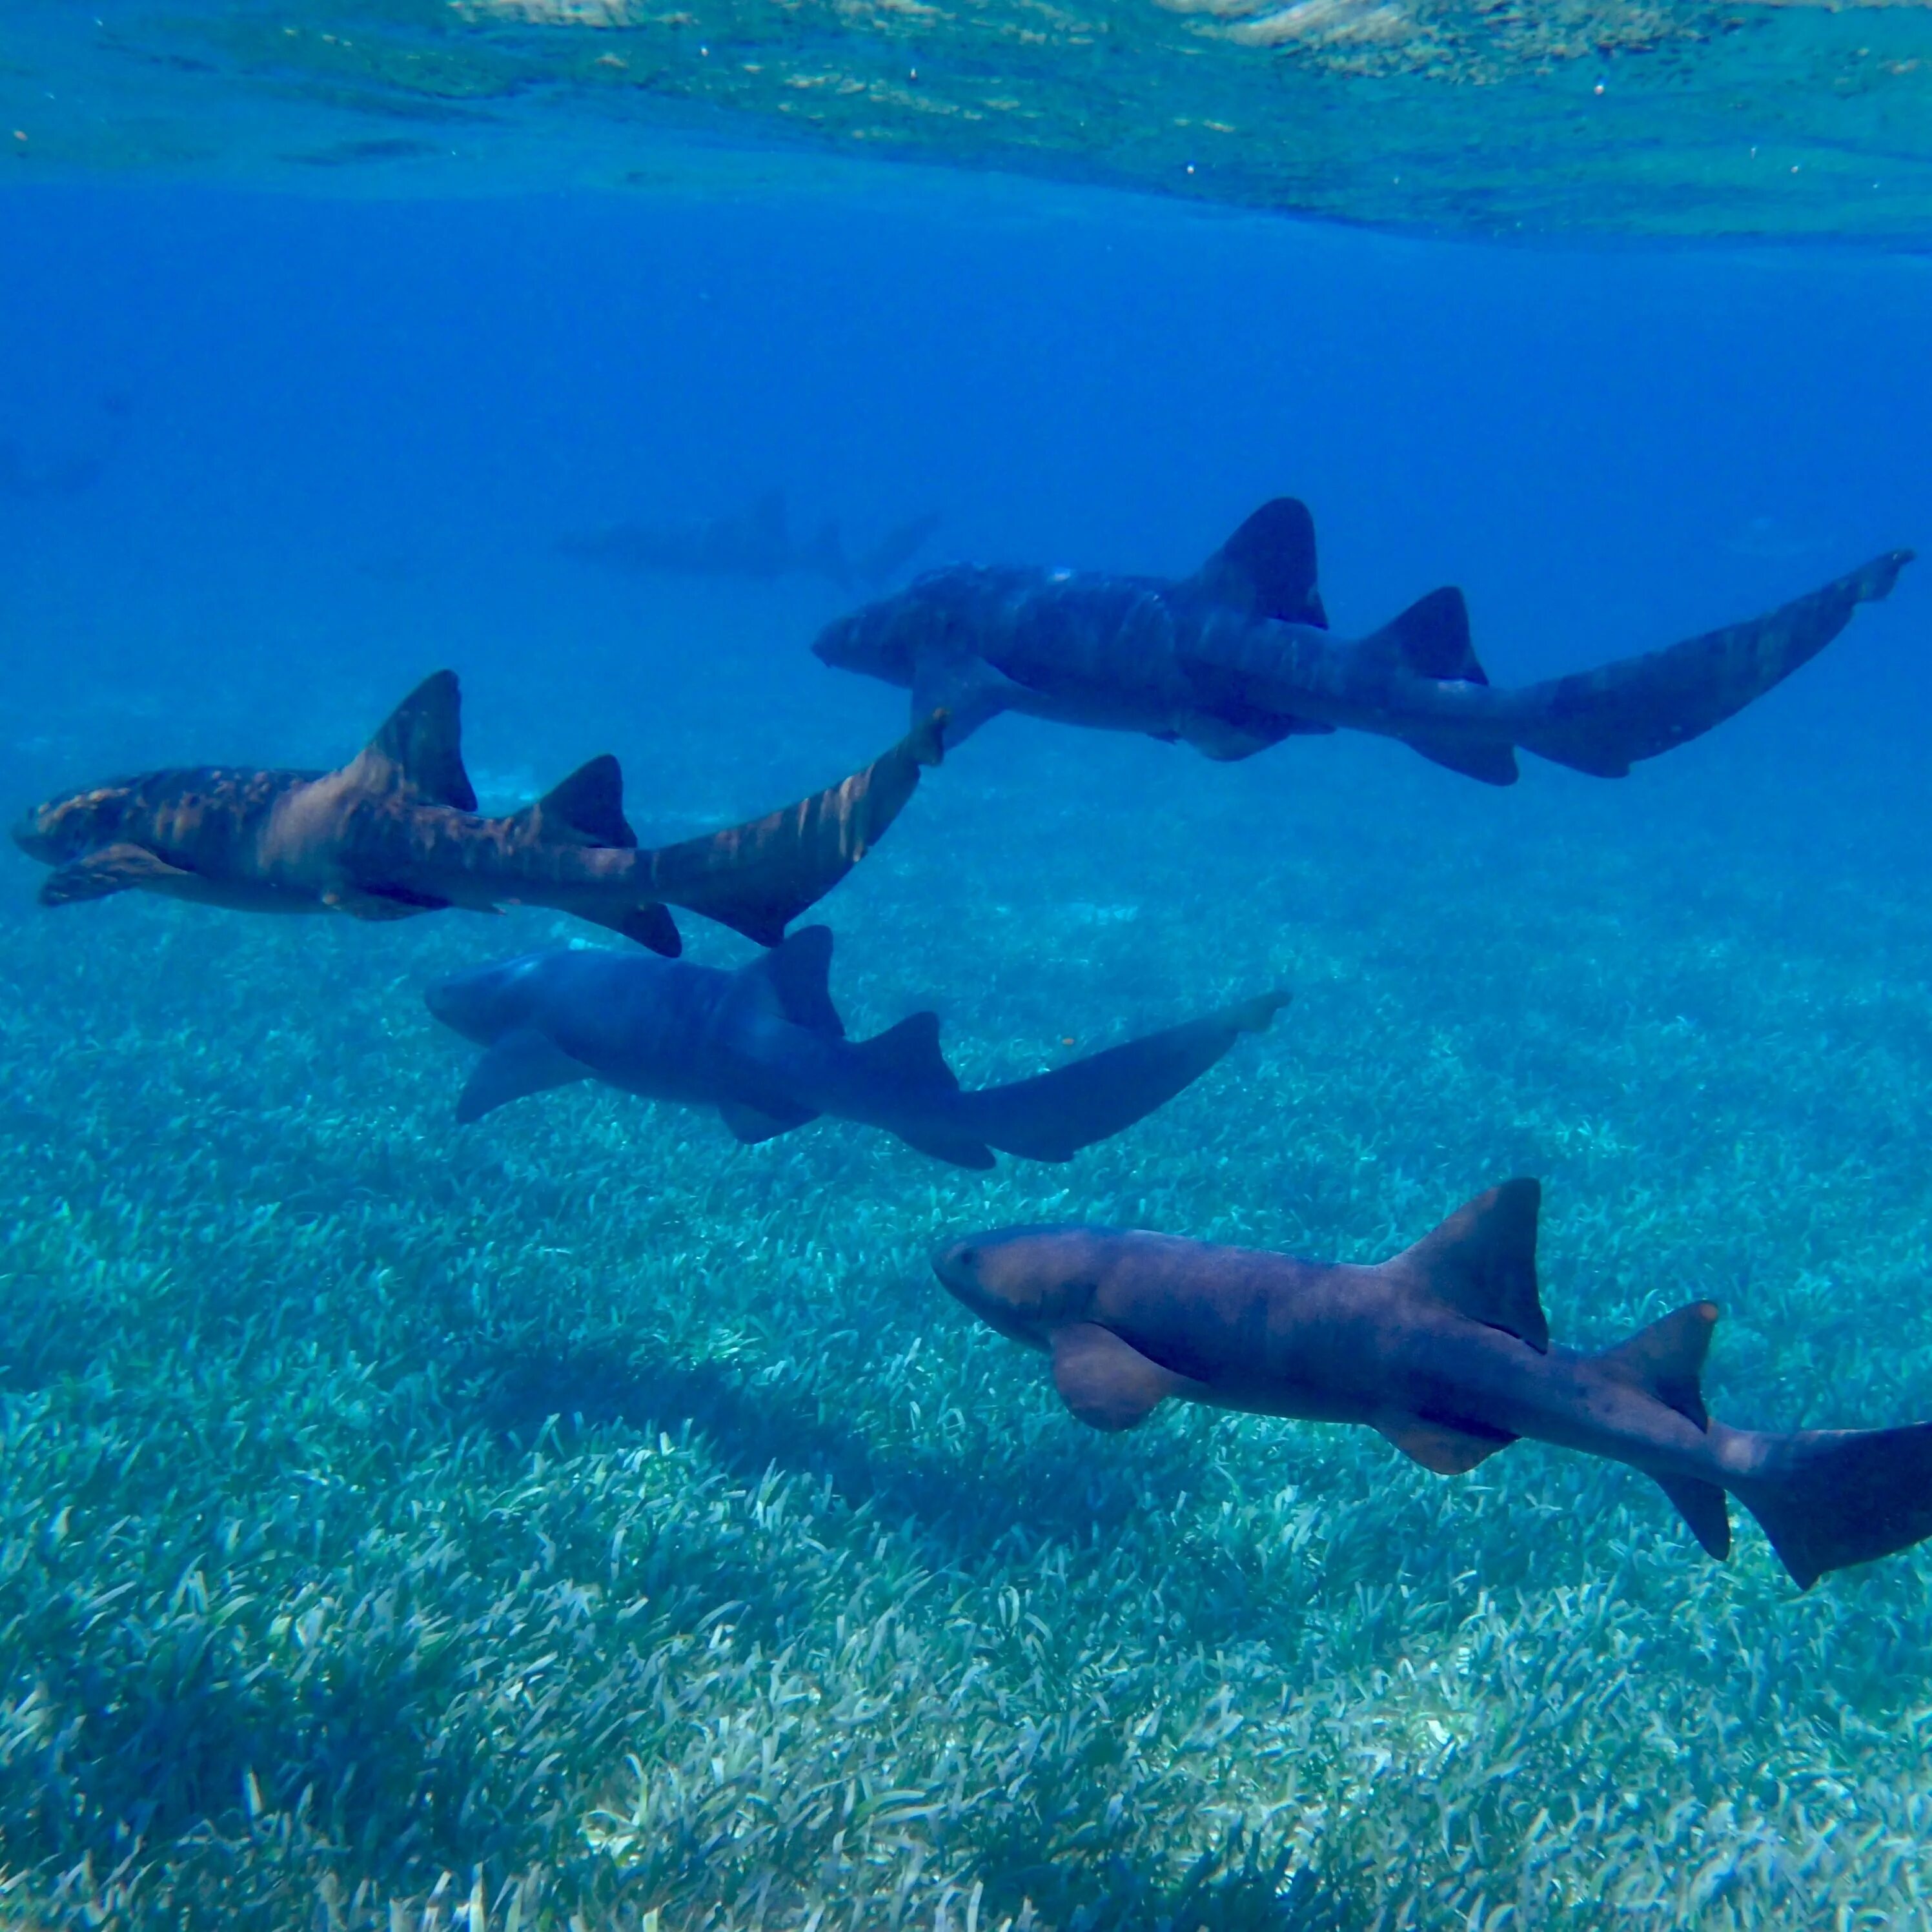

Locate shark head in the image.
[813,570,979,686]
[423,951,554,1046]
[932,1226,1104,1348]
[12,784,130,866]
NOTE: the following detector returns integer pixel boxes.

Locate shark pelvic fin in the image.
[356,670,478,809]
[456,1027,594,1124]
[718,1098,818,1144]
[39,842,193,904]
[1377,1416,1516,1475]
[1191,497,1327,627]
[735,924,845,1036]
[528,754,636,848]
[1368,587,1489,685]
[1051,1322,1187,1430]
[1391,1177,1549,1352]
[1600,1301,1718,1430]
[1654,1474,1731,1560]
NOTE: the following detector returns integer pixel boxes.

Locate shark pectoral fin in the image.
[349,669,478,809]
[1388,1178,1549,1352]
[1050,1322,1185,1432]
[1653,1474,1731,1560]
[38,843,194,905]
[910,651,1027,747]
[717,1099,818,1144]
[456,1028,593,1124]
[1600,1301,1718,1430]
[1376,1417,1516,1476]
[1404,736,1520,787]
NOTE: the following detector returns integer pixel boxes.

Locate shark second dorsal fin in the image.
[854,1011,959,1091]
[1191,498,1327,627]
[1390,1178,1549,1352]
[735,925,845,1036]
[357,670,478,809]
[1366,587,1488,684]
[1601,1302,1718,1431]
[529,754,637,848]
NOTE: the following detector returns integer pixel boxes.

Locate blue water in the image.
[4,173,1932,1927]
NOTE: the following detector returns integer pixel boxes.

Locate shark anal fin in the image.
[1600,1301,1718,1430]
[1378,1416,1515,1476]
[718,1098,818,1144]
[1190,497,1327,627]
[735,924,844,1035]
[1390,1178,1549,1352]
[1368,586,1487,684]
[38,843,193,905]
[911,652,1031,747]
[1051,1321,1186,1432]
[1405,736,1520,787]
[456,1028,593,1124]
[356,670,478,809]
[580,901,682,956]
[530,754,636,848]
[1654,1474,1731,1560]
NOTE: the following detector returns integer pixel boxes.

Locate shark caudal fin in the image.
[1732,1424,1932,1590]
[642,712,945,946]
[1189,498,1328,627]
[950,990,1289,1164]
[347,670,479,808]
[1511,549,1913,779]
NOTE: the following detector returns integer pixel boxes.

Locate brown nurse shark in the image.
[935,1181,1932,1588]
[12,671,942,956]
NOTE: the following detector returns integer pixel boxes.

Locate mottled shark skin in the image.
[814,496,1913,784]
[426,925,1287,1166]
[12,672,944,956]
[935,1181,1932,1588]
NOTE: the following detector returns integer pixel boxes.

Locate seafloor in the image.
[3,654,1931,1929]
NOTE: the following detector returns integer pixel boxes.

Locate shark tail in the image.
[638,711,946,947]
[1512,549,1912,779]
[950,990,1289,1163]
[1729,1424,1932,1591]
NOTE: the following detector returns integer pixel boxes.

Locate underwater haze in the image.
[5,41,1932,1932]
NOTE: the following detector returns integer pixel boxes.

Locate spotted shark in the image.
[12,672,942,956]
[813,496,1913,784]
[425,924,1286,1166]
[935,1181,1932,1587]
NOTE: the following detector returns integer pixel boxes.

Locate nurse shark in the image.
[425,925,1286,1166]
[935,1181,1932,1588]
[13,671,942,955]
[814,496,1912,783]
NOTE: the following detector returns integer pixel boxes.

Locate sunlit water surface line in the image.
[6,0,1932,240]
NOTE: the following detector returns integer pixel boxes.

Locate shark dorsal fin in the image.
[853,1010,959,1091]
[1390,1178,1548,1352]
[734,924,845,1036]
[1368,587,1488,684]
[357,671,478,809]
[1602,1302,1718,1431]
[1192,498,1327,628]
[531,755,637,848]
